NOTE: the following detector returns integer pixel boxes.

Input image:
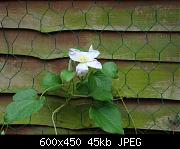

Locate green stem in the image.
[1,124,8,135]
[121,97,137,134]
[0,122,5,132]
[67,80,72,92]
[72,94,90,98]
[40,84,62,100]
[52,97,71,135]
[117,90,137,134]
[72,79,77,94]
[4,124,8,134]
[68,59,72,71]
[52,103,66,135]
[39,85,62,115]
[83,69,91,81]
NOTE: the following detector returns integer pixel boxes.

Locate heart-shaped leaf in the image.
[101,62,118,79]
[60,70,75,82]
[13,88,37,101]
[88,71,113,101]
[41,71,62,91]
[89,102,124,134]
[76,80,89,95]
[4,89,45,123]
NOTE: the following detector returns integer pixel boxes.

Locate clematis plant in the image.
[3,45,124,135]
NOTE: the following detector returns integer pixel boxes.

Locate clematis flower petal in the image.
[86,59,102,69]
[69,48,82,62]
[88,45,100,59]
[69,45,102,75]
[76,63,89,76]
[69,48,94,62]
[69,48,80,53]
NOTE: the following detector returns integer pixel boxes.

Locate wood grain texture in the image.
[0,30,179,62]
[0,95,179,132]
[0,57,179,100]
[0,0,179,134]
[0,1,179,32]
[5,125,104,135]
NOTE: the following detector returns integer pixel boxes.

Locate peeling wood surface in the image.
[0,30,179,62]
[0,57,179,100]
[0,95,179,132]
[5,125,105,135]
[0,0,179,133]
[0,1,179,32]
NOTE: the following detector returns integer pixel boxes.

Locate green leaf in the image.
[41,71,62,91]
[89,102,124,134]
[4,89,45,123]
[76,80,89,95]
[88,71,113,101]
[13,88,37,101]
[60,70,75,82]
[90,90,113,101]
[101,62,118,79]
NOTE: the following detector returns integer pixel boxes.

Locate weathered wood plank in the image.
[4,125,104,135]
[0,30,179,62]
[0,1,179,32]
[4,125,176,135]
[0,57,179,100]
[0,95,179,132]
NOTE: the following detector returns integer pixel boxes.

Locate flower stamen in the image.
[78,55,88,62]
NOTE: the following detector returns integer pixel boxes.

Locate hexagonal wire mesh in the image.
[0,0,179,134]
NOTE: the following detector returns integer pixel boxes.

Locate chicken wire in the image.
[0,0,179,134]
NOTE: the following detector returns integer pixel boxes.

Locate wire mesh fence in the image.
[0,0,179,134]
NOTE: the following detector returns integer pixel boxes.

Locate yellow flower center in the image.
[78,55,88,62]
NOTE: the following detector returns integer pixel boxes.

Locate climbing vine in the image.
[3,45,124,135]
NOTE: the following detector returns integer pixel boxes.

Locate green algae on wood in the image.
[0,57,179,100]
[5,125,104,135]
[0,1,179,32]
[0,30,179,62]
[0,95,179,132]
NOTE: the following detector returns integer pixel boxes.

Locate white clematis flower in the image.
[69,45,102,76]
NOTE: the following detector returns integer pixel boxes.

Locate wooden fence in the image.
[0,0,179,134]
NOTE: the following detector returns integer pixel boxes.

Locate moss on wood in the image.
[0,1,179,32]
[0,57,179,100]
[0,95,179,132]
[0,30,179,62]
